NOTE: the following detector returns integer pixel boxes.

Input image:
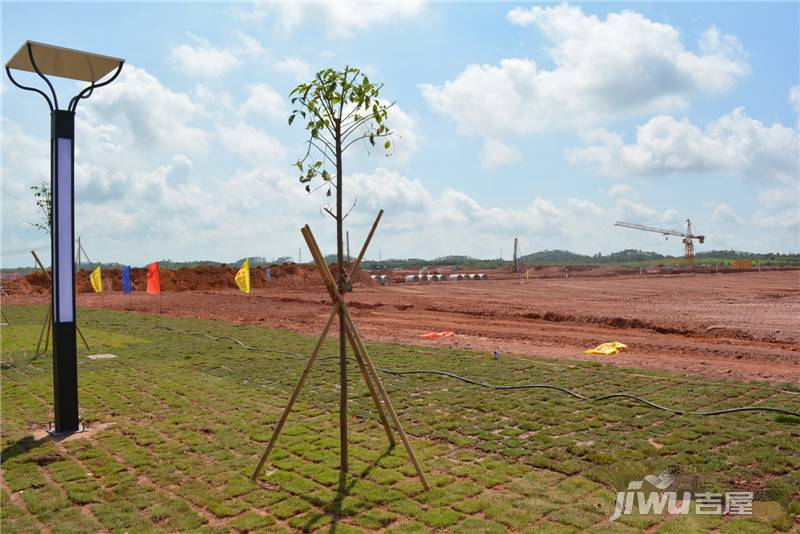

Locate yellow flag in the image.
[235,258,251,293]
[89,266,103,293]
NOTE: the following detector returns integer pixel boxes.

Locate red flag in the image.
[146,262,161,295]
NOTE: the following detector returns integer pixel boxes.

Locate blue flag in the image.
[121,265,132,294]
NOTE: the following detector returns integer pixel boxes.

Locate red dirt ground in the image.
[5,268,799,384]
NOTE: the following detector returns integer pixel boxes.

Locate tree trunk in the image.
[335,120,348,472]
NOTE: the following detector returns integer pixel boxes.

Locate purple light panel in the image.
[55,138,73,323]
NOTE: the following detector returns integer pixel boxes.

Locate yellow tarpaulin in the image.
[584,342,627,355]
[235,258,251,293]
[89,267,103,293]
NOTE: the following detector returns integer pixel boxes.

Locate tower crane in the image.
[614,219,705,266]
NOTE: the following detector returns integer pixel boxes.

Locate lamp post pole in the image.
[6,40,124,435]
[51,108,79,433]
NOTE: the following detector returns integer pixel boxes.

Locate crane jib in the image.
[614,219,704,265]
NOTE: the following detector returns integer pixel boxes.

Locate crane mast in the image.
[614,219,705,266]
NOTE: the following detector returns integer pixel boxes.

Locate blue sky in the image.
[2,2,798,266]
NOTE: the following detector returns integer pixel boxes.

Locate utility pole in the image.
[298,248,302,264]
[513,237,519,272]
[346,231,351,263]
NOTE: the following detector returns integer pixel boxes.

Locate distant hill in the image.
[518,249,800,267]
[362,249,800,270]
[3,249,798,273]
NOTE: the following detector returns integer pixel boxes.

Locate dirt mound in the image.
[6,263,375,294]
[5,271,51,294]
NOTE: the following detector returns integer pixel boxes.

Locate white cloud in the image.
[753,207,799,230]
[171,35,241,78]
[334,168,570,253]
[0,119,51,244]
[607,184,633,197]
[240,83,285,121]
[385,103,421,163]
[0,118,224,264]
[79,65,210,154]
[275,57,312,81]
[566,108,799,185]
[193,84,235,117]
[757,188,797,210]
[329,99,421,164]
[337,169,689,256]
[217,122,288,166]
[614,198,680,226]
[239,2,425,37]
[481,139,522,169]
[423,5,748,137]
[753,186,800,234]
[234,30,267,57]
[708,202,743,225]
[171,32,265,78]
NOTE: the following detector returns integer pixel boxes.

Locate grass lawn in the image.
[1,304,798,532]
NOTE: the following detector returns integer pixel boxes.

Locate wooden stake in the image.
[43,310,52,352]
[348,209,383,279]
[252,215,429,490]
[31,251,90,352]
[252,303,339,480]
[345,325,396,446]
[33,306,52,359]
[303,226,395,444]
[76,324,90,351]
[302,223,429,490]
[341,303,430,490]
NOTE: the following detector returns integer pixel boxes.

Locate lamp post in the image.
[5,41,124,435]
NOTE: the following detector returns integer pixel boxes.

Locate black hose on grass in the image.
[369,368,800,417]
[99,323,800,419]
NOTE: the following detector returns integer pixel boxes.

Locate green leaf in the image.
[384,140,391,149]
[288,115,295,125]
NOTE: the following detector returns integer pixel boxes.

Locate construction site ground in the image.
[5,268,799,385]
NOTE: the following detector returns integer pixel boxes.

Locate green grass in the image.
[1,304,798,532]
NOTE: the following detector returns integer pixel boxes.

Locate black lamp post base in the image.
[46,421,85,437]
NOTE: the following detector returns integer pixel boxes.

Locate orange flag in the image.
[146,262,161,295]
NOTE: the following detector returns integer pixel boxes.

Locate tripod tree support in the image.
[301,223,395,449]
[6,42,123,434]
[31,250,90,360]
[251,214,429,490]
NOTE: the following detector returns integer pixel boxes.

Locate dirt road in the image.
[7,270,799,384]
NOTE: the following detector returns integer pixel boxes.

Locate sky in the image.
[1,1,799,267]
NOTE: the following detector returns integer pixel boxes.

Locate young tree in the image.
[30,181,52,234]
[288,66,394,470]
